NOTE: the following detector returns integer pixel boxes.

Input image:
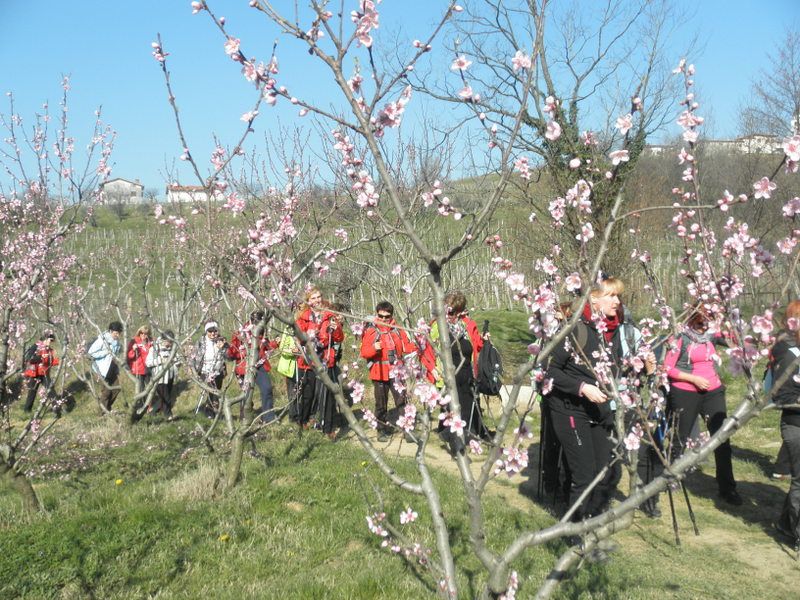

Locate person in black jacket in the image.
[770,300,800,548]
[544,277,634,521]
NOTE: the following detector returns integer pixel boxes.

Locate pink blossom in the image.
[469,439,483,455]
[391,264,402,276]
[624,424,643,451]
[565,272,581,292]
[576,222,594,243]
[444,413,466,436]
[191,1,204,14]
[450,55,472,71]
[751,310,774,342]
[240,110,258,122]
[511,50,532,72]
[400,507,418,524]
[224,37,241,57]
[615,113,633,135]
[545,121,561,141]
[783,197,800,217]
[396,403,417,433]
[494,446,528,476]
[609,149,629,166]
[777,236,798,254]
[514,156,531,180]
[569,158,581,169]
[457,85,474,101]
[782,134,800,162]
[753,177,776,200]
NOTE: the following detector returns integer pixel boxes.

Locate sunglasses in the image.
[207,328,219,333]
[376,313,392,320]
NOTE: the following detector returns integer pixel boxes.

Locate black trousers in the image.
[550,404,621,521]
[540,397,572,496]
[373,380,405,434]
[154,382,174,416]
[667,386,736,494]
[23,376,52,412]
[99,362,120,411]
[298,368,317,425]
[200,373,224,418]
[779,420,800,540]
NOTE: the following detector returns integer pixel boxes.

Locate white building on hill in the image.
[165,184,210,203]
[101,178,144,203]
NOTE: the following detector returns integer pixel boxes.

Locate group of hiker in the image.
[15,283,800,550]
[539,276,800,552]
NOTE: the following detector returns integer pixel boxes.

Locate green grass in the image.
[1,365,798,599]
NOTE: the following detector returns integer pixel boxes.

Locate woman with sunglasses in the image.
[664,305,741,506]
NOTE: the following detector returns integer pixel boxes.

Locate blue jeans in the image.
[256,369,274,423]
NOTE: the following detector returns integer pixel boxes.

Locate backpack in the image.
[477,321,503,396]
[764,346,800,393]
[23,343,39,366]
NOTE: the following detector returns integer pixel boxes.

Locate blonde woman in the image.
[544,277,628,520]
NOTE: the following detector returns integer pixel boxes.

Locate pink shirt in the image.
[664,336,722,392]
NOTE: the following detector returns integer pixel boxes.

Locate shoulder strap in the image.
[572,321,589,353]
[675,334,692,372]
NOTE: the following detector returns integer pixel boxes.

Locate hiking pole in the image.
[537,412,546,500]
[194,388,207,416]
[667,486,681,546]
[681,482,700,536]
[553,446,563,507]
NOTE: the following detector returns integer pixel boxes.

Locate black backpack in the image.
[477,321,503,396]
[23,343,41,365]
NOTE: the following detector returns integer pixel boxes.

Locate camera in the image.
[387,349,397,365]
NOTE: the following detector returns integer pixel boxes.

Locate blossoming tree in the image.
[143,1,800,597]
[0,79,114,511]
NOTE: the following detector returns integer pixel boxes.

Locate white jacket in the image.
[88,332,121,377]
[145,338,178,384]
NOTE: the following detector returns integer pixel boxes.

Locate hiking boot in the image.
[719,489,743,506]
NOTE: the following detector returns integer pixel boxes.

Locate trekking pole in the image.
[552,446,563,507]
[681,482,700,535]
[667,486,681,546]
[194,386,207,415]
[537,412,546,500]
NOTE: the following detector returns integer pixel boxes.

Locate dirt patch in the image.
[286,501,304,512]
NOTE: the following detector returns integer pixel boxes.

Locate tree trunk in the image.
[225,431,245,491]
[1,460,41,513]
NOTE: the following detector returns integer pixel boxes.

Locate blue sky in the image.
[1,0,797,194]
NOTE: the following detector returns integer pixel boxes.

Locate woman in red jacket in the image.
[227,310,279,423]
[22,332,59,412]
[361,301,417,441]
[295,288,344,432]
[127,325,153,394]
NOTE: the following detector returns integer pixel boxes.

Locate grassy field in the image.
[4,207,798,598]
[1,342,799,599]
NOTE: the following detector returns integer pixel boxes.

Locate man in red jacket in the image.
[22,332,59,412]
[360,301,417,441]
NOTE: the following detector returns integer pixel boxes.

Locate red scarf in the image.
[582,302,620,343]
